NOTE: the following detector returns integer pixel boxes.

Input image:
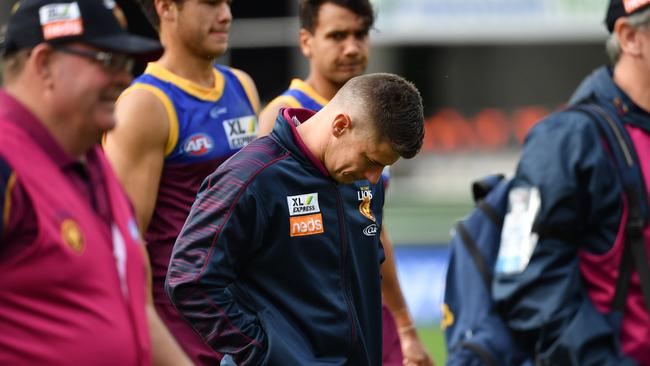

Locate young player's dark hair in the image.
[299,0,375,33]
[136,0,184,31]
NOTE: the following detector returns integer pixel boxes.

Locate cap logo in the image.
[624,0,650,13]
[39,2,83,40]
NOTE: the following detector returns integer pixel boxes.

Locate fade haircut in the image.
[334,73,425,159]
[136,0,185,31]
[299,0,375,33]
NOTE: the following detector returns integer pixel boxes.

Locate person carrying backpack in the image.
[445,1,650,364]
[484,1,650,364]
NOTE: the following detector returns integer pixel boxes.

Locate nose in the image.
[365,167,383,185]
[218,1,233,24]
[342,36,360,57]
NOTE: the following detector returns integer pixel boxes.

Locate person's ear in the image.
[31,44,55,89]
[299,28,314,58]
[156,0,175,23]
[331,113,352,137]
[616,17,645,58]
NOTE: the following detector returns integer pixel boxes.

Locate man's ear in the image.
[616,17,645,57]
[299,28,313,58]
[156,0,175,23]
[31,44,55,89]
[331,113,351,137]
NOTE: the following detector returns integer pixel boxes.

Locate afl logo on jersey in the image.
[183,134,214,156]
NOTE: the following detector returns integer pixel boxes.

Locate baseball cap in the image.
[606,0,650,32]
[1,0,161,57]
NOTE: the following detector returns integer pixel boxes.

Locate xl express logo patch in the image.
[287,193,324,237]
[39,2,83,40]
[223,115,257,150]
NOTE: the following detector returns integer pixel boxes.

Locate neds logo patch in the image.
[290,214,324,237]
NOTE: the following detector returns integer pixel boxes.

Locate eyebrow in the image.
[365,154,389,167]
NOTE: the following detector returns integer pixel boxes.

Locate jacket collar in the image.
[271,108,330,178]
[569,66,650,132]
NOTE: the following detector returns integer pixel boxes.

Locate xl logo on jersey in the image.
[287,193,324,236]
[223,115,257,150]
[357,186,376,222]
[183,133,214,156]
[287,193,320,216]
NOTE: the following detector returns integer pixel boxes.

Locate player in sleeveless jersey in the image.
[103,1,259,365]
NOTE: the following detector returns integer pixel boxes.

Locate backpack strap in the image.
[456,222,492,289]
[456,175,507,289]
[571,103,650,316]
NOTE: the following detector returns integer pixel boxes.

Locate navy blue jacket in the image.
[493,67,650,365]
[166,108,385,365]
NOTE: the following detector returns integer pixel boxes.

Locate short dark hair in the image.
[339,73,425,159]
[299,0,375,33]
[136,0,184,31]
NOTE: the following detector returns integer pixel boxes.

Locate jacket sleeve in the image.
[492,111,636,365]
[166,171,268,365]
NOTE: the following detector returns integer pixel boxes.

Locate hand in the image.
[399,327,435,366]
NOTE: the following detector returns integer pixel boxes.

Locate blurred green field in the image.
[384,202,473,244]
[418,325,446,365]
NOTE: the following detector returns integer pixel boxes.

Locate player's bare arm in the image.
[104,88,169,232]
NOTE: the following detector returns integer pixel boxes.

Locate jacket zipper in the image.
[334,186,358,353]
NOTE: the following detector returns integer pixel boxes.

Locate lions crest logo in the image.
[357,186,375,222]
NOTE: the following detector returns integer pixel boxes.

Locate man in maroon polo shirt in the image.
[0,1,191,365]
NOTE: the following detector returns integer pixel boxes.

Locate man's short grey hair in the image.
[606,7,650,65]
[1,48,31,85]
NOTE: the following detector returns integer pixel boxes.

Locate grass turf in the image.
[417,324,447,364]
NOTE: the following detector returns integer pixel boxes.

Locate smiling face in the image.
[300,2,370,88]
[49,43,132,137]
[172,0,232,59]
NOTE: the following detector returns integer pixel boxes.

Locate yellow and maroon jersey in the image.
[122,62,258,365]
